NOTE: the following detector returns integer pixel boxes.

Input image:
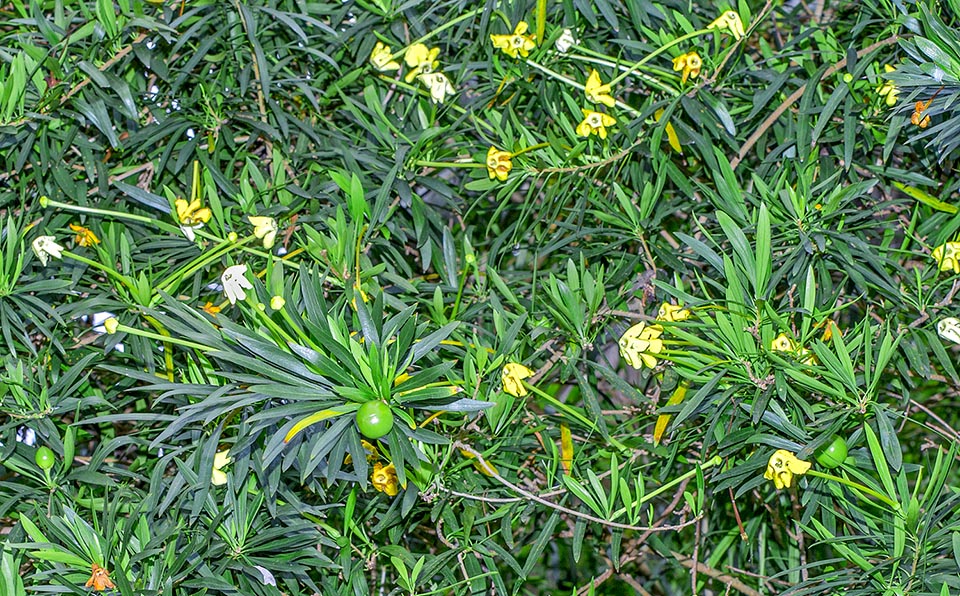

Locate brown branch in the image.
[671,552,764,596]
[730,35,900,170]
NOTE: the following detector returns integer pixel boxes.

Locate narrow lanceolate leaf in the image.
[284,406,354,443]
[560,424,573,474]
[654,382,688,445]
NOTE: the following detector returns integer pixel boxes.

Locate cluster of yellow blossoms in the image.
[370,40,455,104]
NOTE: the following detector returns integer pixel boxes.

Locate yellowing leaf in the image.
[893,181,958,214]
[654,383,688,445]
[560,424,573,474]
[459,449,498,476]
[284,406,353,443]
[655,109,682,154]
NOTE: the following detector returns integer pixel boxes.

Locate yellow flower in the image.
[708,10,745,40]
[764,449,811,489]
[201,301,221,316]
[85,563,116,592]
[69,223,100,247]
[771,333,797,352]
[576,109,616,139]
[618,322,664,369]
[211,450,231,486]
[346,440,379,465]
[672,51,702,85]
[876,65,898,107]
[933,242,960,274]
[370,41,400,72]
[248,215,278,249]
[584,69,616,108]
[404,43,440,83]
[490,21,536,59]
[372,462,399,496]
[418,72,455,104]
[175,198,211,226]
[502,362,534,397]
[486,146,513,181]
[657,302,690,322]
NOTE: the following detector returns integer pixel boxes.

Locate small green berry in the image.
[35,446,55,471]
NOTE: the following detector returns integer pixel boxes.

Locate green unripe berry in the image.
[356,401,394,439]
[815,435,848,469]
[35,446,55,471]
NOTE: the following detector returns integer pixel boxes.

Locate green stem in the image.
[524,60,641,116]
[609,455,722,519]
[807,469,901,511]
[157,235,255,294]
[60,250,135,292]
[566,51,679,95]
[523,381,630,453]
[108,321,216,352]
[415,160,485,169]
[378,76,497,134]
[607,28,713,86]
[509,142,550,158]
[40,196,160,227]
[392,8,485,59]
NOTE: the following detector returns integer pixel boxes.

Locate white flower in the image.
[179,224,199,242]
[937,317,960,345]
[556,29,577,54]
[248,216,278,249]
[221,264,253,305]
[417,72,455,104]
[32,235,63,266]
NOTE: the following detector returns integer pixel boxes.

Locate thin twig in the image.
[731,35,900,169]
[671,552,763,596]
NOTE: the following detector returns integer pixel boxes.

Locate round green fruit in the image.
[356,401,394,439]
[35,446,55,471]
[815,435,848,469]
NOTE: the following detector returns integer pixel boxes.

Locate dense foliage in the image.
[2,0,960,594]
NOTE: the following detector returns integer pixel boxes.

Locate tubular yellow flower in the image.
[502,362,534,397]
[175,198,211,226]
[764,449,810,489]
[248,215,278,249]
[372,462,399,496]
[404,43,440,83]
[584,69,616,108]
[490,21,536,59]
[576,109,616,139]
[211,450,231,486]
[770,333,795,352]
[932,242,960,274]
[201,301,221,316]
[486,146,513,181]
[418,72,455,104]
[657,302,690,322]
[69,223,100,247]
[708,10,745,40]
[85,563,115,592]
[876,65,898,107]
[370,41,400,72]
[672,51,702,85]
[618,322,664,369]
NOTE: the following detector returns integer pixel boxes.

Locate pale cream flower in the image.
[222,264,253,305]
[418,72,455,104]
[32,235,63,266]
[211,450,231,486]
[248,215,278,249]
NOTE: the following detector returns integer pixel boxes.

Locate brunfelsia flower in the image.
[32,235,63,266]
[938,317,960,345]
[418,72,455,104]
[222,264,253,305]
[211,450,231,486]
[85,563,116,591]
[584,69,616,108]
[370,41,400,72]
[576,109,616,139]
[707,10,745,40]
[372,462,399,496]
[672,51,702,85]
[502,362,534,397]
[404,43,440,83]
[69,223,100,247]
[556,28,576,54]
[490,21,536,59]
[876,64,898,107]
[764,449,811,489]
[486,146,513,181]
[657,302,690,322]
[248,215,278,249]
[932,242,960,274]
[618,322,664,369]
